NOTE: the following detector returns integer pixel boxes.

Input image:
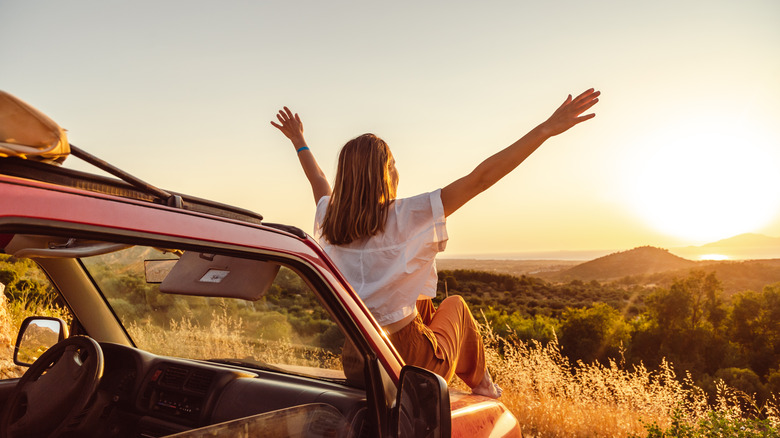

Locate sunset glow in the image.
[699,254,730,261]
[3,0,779,256]
[625,115,780,243]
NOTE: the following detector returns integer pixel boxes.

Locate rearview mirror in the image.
[395,366,451,438]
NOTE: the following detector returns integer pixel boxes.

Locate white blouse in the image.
[314,190,448,326]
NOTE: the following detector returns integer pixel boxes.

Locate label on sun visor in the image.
[199,269,230,283]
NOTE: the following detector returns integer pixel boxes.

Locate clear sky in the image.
[3,0,779,257]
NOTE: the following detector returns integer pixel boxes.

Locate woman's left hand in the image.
[540,89,600,137]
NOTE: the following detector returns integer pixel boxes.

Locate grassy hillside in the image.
[437,268,650,321]
[441,247,780,297]
[644,258,780,298]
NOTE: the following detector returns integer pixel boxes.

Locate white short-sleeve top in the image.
[314,189,448,326]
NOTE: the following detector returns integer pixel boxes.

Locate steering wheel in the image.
[0,336,104,438]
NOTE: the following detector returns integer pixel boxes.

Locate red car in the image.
[0,92,521,437]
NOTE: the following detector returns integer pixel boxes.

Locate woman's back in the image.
[314,190,447,326]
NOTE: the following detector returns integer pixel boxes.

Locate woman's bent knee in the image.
[440,295,467,310]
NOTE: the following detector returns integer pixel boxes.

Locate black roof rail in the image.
[70,145,183,208]
[263,223,307,239]
[0,152,265,225]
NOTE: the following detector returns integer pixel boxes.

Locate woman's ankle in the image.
[471,369,502,399]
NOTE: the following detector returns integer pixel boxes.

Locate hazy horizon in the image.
[439,232,780,261]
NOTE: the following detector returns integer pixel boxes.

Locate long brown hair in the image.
[321,133,397,245]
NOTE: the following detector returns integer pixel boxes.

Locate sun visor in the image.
[157,251,281,301]
[0,90,70,163]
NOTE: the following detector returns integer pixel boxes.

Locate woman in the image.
[271,89,600,398]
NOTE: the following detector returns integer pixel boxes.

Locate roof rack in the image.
[69,145,184,208]
[0,151,265,225]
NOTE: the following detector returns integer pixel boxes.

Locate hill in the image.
[540,246,697,282]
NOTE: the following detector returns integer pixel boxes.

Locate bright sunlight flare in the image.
[626,116,780,243]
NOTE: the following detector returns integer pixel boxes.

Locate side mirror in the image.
[394,365,451,438]
[14,316,69,366]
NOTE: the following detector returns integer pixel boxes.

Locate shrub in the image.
[715,368,770,408]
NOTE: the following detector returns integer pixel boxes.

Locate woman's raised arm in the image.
[441,89,600,217]
[271,107,332,204]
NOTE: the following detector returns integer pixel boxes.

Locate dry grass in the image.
[126,311,254,361]
[125,306,342,373]
[470,323,780,437]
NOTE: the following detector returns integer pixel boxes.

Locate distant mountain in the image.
[543,246,697,281]
[673,233,780,260]
[701,233,780,249]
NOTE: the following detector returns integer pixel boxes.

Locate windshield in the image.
[81,245,354,383]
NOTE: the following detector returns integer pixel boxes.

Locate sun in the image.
[625,116,780,243]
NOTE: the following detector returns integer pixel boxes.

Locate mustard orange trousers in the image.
[388,296,486,388]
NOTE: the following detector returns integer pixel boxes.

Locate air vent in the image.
[161,366,188,388]
[185,370,215,394]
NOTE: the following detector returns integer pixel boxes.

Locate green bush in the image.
[715,368,770,406]
[635,409,779,438]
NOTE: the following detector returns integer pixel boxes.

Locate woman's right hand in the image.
[271,106,307,148]
[270,106,332,202]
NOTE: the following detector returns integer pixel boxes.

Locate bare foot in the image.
[471,369,502,399]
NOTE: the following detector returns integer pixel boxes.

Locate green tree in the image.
[0,268,19,290]
[728,283,780,378]
[645,270,724,333]
[559,303,630,365]
[646,283,692,333]
[680,270,724,330]
[636,272,732,377]
[444,276,459,292]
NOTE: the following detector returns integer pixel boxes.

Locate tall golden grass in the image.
[472,322,780,437]
[124,305,342,373]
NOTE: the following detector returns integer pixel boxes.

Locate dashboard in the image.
[85,343,368,438]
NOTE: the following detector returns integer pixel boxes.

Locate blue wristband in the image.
[296,146,310,153]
